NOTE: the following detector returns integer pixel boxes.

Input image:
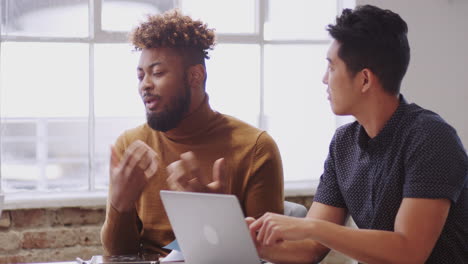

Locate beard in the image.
[146,82,191,132]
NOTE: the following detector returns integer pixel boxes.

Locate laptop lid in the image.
[160,190,262,264]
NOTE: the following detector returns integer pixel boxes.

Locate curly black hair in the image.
[130,9,216,65]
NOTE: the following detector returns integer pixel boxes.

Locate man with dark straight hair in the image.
[249,5,468,264]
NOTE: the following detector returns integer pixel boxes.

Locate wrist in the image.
[303,218,319,240]
[110,193,133,213]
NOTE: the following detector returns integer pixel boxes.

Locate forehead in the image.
[138,47,184,69]
[327,40,341,62]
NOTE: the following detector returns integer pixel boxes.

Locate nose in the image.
[322,70,329,85]
[139,74,154,94]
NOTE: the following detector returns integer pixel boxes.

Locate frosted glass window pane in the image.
[0,122,36,137]
[4,0,88,37]
[0,42,89,118]
[1,141,36,161]
[48,140,88,159]
[265,44,335,181]
[45,162,88,191]
[94,44,143,117]
[102,0,173,32]
[1,163,41,191]
[265,0,336,40]
[1,161,88,191]
[182,0,255,34]
[47,120,88,159]
[206,44,260,127]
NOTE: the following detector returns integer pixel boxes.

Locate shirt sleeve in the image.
[243,131,284,218]
[314,134,347,208]
[100,133,142,255]
[403,119,468,203]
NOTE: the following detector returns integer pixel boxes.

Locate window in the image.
[0,0,355,197]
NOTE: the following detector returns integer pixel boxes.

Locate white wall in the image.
[356,0,468,147]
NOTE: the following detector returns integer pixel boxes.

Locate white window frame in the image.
[0,0,355,209]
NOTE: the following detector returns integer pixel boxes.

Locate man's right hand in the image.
[109,140,159,213]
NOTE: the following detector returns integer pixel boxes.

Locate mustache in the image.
[142,92,161,100]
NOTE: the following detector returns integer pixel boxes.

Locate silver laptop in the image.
[160,190,262,264]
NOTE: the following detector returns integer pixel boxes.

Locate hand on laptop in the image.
[248,213,313,246]
[109,140,159,212]
[246,217,261,251]
[166,151,226,194]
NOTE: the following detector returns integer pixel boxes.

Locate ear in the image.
[186,64,206,89]
[359,68,374,93]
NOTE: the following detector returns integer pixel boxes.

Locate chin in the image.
[331,106,346,116]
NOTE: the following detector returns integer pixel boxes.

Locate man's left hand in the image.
[166,151,226,193]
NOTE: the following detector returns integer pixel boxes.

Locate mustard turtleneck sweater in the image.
[101,96,284,255]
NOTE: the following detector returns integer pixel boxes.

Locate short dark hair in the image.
[327,5,410,95]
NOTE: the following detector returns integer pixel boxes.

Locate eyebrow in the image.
[137,61,162,71]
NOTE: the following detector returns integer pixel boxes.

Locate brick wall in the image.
[0,196,353,264]
[0,207,105,263]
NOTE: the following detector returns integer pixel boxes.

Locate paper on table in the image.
[161,250,184,263]
[163,240,181,251]
[161,240,184,263]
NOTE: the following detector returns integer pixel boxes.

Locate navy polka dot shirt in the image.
[314,95,468,263]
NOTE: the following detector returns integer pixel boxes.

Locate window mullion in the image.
[88,0,97,191]
[37,118,48,191]
[258,0,266,130]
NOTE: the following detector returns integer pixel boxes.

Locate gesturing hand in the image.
[166,151,226,194]
[109,140,159,212]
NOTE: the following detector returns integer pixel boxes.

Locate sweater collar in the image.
[162,94,217,141]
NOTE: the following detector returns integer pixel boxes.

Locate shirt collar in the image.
[359,94,409,150]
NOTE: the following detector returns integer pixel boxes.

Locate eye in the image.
[153,71,164,77]
[137,74,144,82]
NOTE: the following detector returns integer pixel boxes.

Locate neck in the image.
[164,93,215,140]
[187,91,206,116]
[354,93,400,138]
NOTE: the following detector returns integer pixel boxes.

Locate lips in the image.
[144,95,160,111]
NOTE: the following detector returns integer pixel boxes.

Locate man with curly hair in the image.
[100,9,284,256]
[248,5,467,264]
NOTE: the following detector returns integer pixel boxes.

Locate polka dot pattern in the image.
[314,95,468,263]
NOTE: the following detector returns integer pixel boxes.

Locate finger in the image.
[245,217,256,226]
[120,140,146,169]
[109,146,121,178]
[256,213,273,244]
[245,217,258,242]
[265,225,281,246]
[140,150,159,179]
[211,158,226,192]
[167,160,189,183]
[166,173,185,191]
[167,161,190,191]
[144,158,158,179]
[110,146,120,168]
[249,214,266,233]
[187,178,206,192]
[137,149,152,172]
[122,149,146,178]
[180,152,205,184]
